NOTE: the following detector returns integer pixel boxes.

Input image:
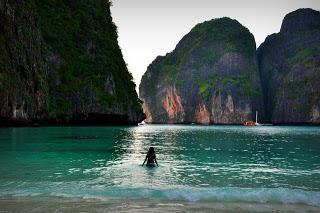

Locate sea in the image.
[0,125,320,212]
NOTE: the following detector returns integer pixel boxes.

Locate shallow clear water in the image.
[0,125,320,206]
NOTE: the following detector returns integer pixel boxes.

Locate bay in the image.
[0,125,320,211]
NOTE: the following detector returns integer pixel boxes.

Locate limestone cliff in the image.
[257,8,320,124]
[0,0,144,126]
[139,18,264,124]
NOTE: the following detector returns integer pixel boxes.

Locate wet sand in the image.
[1,197,320,213]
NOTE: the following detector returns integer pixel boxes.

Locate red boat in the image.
[244,121,256,126]
[244,111,260,126]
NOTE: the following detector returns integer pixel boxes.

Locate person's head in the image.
[148,147,155,154]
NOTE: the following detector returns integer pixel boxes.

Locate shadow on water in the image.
[57,135,99,140]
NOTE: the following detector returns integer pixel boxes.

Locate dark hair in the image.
[148,147,155,155]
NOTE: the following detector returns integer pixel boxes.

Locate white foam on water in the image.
[1,187,319,207]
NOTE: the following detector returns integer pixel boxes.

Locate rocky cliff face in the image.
[140,18,264,124]
[0,0,144,126]
[257,8,320,124]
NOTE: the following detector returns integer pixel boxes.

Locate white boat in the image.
[244,111,260,126]
[255,111,260,126]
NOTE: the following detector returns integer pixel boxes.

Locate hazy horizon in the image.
[111,0,320,91]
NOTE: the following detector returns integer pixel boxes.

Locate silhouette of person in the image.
[142,147,158,167]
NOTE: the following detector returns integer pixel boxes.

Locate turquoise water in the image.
[0,125,320,206]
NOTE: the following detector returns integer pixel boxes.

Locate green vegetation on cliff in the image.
[286,44,320,68]
[141,17,257,95]
[190,18,256,58]
[140,17,263,124]
[257,8,320,123]
[0,0,144,125]
[197,75,260,101]
[36,0,140,118]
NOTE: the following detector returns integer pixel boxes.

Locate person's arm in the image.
[155,156,158,166]
[142,155,147,166]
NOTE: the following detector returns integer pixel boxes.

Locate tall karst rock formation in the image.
[0,0,144,125]
[140,18,264,124]
[258,8,320,124]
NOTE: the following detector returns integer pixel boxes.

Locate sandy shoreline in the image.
[1,197,320,212]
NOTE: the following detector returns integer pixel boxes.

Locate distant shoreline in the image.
[0,114,141,127]
[141,122,320,126]
[0,122,320,128]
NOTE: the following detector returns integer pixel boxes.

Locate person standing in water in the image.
[142,147,158,167]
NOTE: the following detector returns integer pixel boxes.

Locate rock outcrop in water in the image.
[257,8,320,124]
[0,0,145,126]
[139,18,264,124]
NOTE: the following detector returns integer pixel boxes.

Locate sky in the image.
[110,0,320,92]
